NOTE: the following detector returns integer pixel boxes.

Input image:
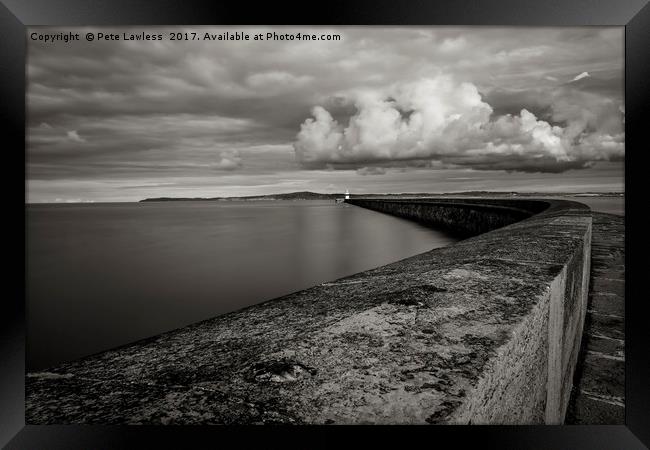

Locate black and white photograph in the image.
[24,25,625,425]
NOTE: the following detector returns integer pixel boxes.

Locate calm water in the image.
[27,200,457,370]
[552,196,624,216]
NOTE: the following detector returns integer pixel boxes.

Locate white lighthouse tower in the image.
[345,189,350,200]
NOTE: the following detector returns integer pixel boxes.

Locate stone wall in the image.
[346,198,541,237]
[347,198,592,423]
[26,198,592,425]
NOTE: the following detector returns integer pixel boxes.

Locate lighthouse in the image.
[345,189,350,200]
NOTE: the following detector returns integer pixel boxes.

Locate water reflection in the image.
[26,200,457,370]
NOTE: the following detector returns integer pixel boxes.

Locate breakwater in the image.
[26,198,592,424]
[347,198,548,237]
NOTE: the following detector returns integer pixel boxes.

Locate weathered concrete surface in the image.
[566,212,625,424]
[348,199,592,425]
[25,199,592,425]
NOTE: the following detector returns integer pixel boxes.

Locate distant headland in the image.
[139,191,624,202]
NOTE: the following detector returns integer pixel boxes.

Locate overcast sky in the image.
[27,26,624,203]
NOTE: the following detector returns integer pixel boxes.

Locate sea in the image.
[26,200,457,370]
[547,195,624,216]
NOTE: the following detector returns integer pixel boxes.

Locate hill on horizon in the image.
[139,190,623,202]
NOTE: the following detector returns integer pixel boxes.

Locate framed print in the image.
[2,0,649,447]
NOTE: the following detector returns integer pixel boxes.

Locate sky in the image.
[26,26,624,203]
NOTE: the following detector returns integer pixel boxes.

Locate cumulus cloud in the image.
[213,150,242,170]
[293,75,623,173]
[66,130,85,142]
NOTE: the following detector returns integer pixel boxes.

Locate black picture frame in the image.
[2,0,648,447]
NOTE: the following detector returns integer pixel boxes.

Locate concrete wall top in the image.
[26,198,593,425]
